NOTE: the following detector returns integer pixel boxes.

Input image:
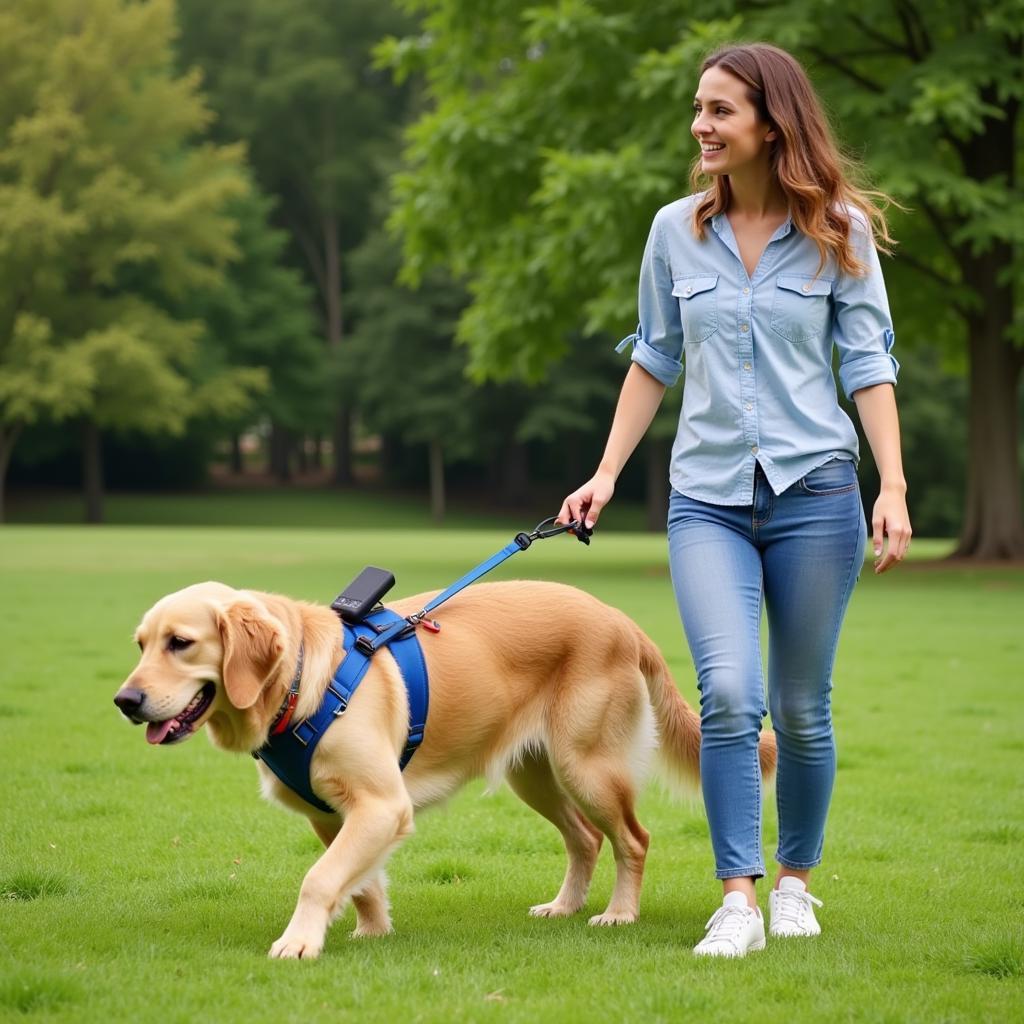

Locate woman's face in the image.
[691,65,776,178]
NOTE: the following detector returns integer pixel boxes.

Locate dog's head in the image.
[114,582,288,751]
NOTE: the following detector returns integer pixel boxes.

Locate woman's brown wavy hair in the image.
[690,43,897,276]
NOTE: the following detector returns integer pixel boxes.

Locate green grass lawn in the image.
[5,484,653,531]
[1,525,1021,1023]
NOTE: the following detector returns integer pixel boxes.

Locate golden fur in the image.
[116,579,776,959]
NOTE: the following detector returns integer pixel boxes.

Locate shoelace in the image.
[772,887,823,928]
[702,905,753,950]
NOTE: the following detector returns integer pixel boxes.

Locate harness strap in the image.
[254,609,429,813]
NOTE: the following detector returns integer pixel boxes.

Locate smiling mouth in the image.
[146,683,216,746]
[701,143,725,153]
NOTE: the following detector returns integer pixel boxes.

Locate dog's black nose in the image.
[114,687,146,717]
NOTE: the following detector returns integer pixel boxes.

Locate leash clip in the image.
[528,516,593,546]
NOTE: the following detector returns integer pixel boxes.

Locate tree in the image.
[177,188,327,480]
[0,0,258,522]
[383,1,1023,557]
[177,0,412,485]
[346,228,476,519]
[348,221,623,520]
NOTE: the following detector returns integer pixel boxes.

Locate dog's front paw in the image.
[268,931,324,959]
[588,910,638,927]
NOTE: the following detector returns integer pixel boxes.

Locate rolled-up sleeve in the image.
[833,222,900,400]
[616,214,683,386]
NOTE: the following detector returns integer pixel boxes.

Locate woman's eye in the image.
[168,636,194,652]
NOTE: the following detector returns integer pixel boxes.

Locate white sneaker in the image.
[768,876,822,937]
[693,891,766,957]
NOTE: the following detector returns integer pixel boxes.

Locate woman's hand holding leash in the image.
[558,363,667,535]
[558,470,616,533]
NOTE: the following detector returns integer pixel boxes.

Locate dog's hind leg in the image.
[553,754,650,927]
[506,749,603,918]
[350,874,392,937]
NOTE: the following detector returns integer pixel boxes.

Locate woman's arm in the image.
[557,362,666,528]
[852,382,912,573]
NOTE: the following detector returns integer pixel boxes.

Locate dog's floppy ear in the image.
[218,601,285,709]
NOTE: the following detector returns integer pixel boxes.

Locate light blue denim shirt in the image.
[618,194,899,505]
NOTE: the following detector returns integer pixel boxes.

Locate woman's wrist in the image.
[878,477,907,495]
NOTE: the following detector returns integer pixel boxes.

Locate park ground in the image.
[1,497,1021,1023]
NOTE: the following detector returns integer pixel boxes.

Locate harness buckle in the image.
[291,721,317,747]
[354,634,376,657]
[326,682,349,717]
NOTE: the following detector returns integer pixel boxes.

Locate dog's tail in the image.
[636,628,777,793]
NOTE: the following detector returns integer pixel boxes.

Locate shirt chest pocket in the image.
[672,274,719,344]
[770,274,833,344]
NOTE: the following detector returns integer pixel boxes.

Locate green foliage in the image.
[177,0,411,318]
[0,0,255,447]
[176,187,325,434]
[385,1,1022,376]
[346,227,479,458]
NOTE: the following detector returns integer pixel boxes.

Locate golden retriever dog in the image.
[115,579,776,959]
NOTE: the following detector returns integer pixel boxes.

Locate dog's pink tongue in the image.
[146,719,175,745]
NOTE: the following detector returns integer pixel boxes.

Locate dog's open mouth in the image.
[146,683,216,746]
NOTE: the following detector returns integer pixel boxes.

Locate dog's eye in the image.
[168,635,194,653]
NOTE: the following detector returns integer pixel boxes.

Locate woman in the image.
[558,43,911,957]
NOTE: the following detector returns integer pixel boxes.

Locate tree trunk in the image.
[269,421,291,482]
[645,438,668,532]
[82,419,104,524]
[312,432,324,470]
[499,439,530,505]
[296,435,309,475]
[333,406,352,486]
[0,423,23,525]
[323,209,353,486]
[428,438,445,522]
[951,91,1024,559]
[953,248,1024,558]
[231,433,244,475]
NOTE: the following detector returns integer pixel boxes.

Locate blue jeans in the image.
[667,459,866,879]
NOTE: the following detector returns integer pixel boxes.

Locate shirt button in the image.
[743,361,752,371]
[742,287,750,295]
[684,286,693,295]
[751,445,759,454]
[740,323,749,332]
[745,403,753,411]
[802,283,811,292]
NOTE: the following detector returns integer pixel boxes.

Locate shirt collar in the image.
[710,211,794,240]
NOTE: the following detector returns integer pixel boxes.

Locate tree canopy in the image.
[0,0,260,519]
[383,0,1023,556]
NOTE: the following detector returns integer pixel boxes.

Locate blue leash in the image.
[349,517,592,657]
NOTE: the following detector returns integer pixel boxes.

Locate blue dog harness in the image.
[254,608,429,814]
[251,517,591,815]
